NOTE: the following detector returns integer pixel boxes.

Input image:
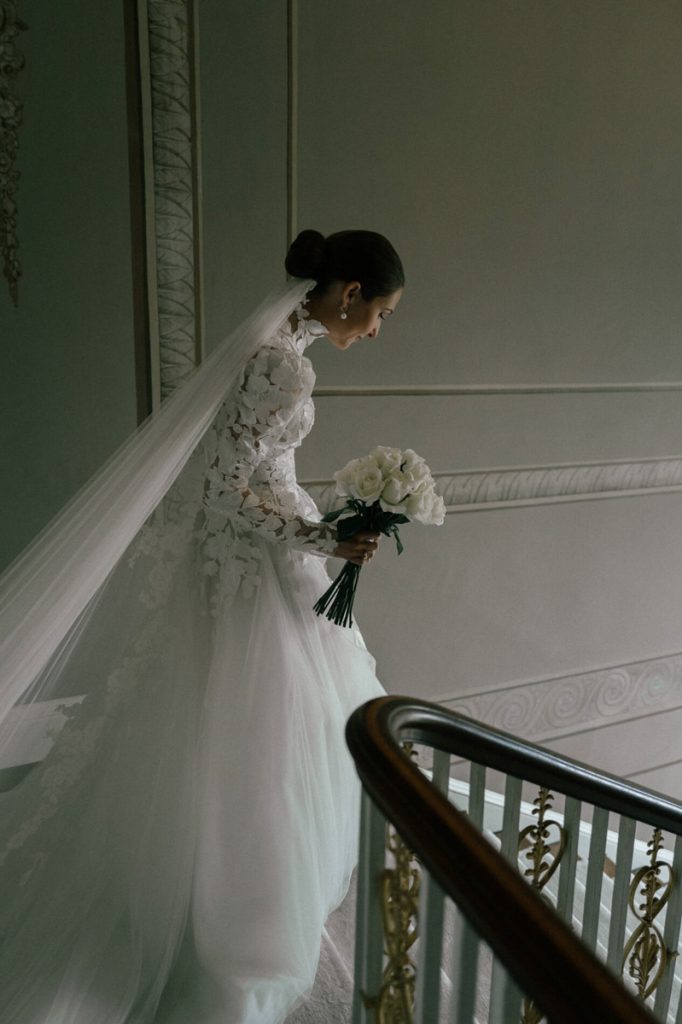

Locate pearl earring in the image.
[340,309,348,320]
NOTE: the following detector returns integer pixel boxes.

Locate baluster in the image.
[448,763,486,1024]
[489,961,524,1024]
[414,749,450,1024]
[489,774,523,1022]
[353,790,388,1024]
[607,815,636,973]
[581,805,609,950]
[499,774,523,862]
[655,833,682,1021]
[468,761,486,829]
[556,796,582,925]
[675,981,682,1024]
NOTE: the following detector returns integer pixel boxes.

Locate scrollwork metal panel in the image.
[623,828,676,1000]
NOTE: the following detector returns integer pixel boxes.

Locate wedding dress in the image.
[0,298,383,1023]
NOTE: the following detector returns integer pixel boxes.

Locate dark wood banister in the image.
[346,695,662,1024]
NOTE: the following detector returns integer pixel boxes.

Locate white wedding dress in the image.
[0,308,383,1023]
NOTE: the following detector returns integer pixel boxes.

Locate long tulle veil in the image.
[0,273,382,1024]
[0,277,313,753]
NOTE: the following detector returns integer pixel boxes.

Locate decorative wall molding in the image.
[286,0,299,246]
[144,0,202,401]
[302,456,682,514]
[438,652,682,745]
[313,383,682,397]
[0,2,26,307]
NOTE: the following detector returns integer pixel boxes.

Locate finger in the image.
[355,543,375,557]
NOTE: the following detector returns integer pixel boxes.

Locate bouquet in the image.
[314,446,446,627]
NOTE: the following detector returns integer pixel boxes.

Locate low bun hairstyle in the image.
[285,229,404,301]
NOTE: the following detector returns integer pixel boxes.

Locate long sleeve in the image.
[201,343,337,558]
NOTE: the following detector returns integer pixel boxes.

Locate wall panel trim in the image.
[287,0,299,247]
[303,454,682,512]
[135,0,203,405]
[313,382,682,397]
[303,455,682,513]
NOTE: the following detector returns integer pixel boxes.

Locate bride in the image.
[0,229,404,1023]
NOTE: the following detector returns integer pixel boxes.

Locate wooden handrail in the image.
[346,695,660,1024]
[355,696,682,833]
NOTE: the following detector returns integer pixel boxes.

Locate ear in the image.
[341,281,362,305]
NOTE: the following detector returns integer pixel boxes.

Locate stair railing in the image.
[346,695,682,1024]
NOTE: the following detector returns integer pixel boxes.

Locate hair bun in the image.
[284,230,326,280]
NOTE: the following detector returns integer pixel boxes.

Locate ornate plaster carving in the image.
[147,0,200,398]
[0,2,26,306]
[303,456,682,514]
[441,653,682,743]
[437,457,682,508]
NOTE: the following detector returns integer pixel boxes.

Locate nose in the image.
[367,321,381,339]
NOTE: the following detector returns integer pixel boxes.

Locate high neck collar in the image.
[290,302,328,351]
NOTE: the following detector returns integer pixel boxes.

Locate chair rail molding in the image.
[303,455,682,514]
[313,382,682,397]
[0,1,26,307]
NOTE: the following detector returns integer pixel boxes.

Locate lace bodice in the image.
[197,308,337,604]
[133,308,337,609]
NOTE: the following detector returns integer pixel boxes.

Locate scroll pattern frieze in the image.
[0,2,26,306]
[444,653,682,743]
[147,0,200,398]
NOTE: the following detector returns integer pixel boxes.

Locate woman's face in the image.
[324,284,403,350]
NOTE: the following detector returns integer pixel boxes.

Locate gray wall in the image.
[0,1,137,571]
[4,2,682,797]
[199,1,287,345]
[289,1,682,795]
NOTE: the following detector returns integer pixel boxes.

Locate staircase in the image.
[347,696,682,1024]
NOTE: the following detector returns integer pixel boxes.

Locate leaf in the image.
[321,505,353,524]
[337,514,368,541]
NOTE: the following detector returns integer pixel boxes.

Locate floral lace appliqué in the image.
[199,325,336,607]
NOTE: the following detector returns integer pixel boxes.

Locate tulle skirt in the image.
[0,535,383,1024]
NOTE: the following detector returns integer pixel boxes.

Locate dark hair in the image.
[285,229,404,301]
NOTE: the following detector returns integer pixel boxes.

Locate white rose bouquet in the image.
[314,446,446,627]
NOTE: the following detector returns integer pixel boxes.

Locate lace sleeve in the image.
[202,344,337,557]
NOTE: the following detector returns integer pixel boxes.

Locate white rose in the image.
[370,445,404,478]
[402,448,427,472]
[334,457,384,503]
[333,458,362,497]
[401,452,433,493]
[406,486,446,525]
[379,475,409,513]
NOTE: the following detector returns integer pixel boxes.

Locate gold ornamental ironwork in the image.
[519,787,567,1024]
[518,787,567,896]
[623,827,676,1000]
[369,823,420,1024]
[363,742,420,1024]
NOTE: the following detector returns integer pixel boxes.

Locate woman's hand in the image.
[333,531,381,566]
